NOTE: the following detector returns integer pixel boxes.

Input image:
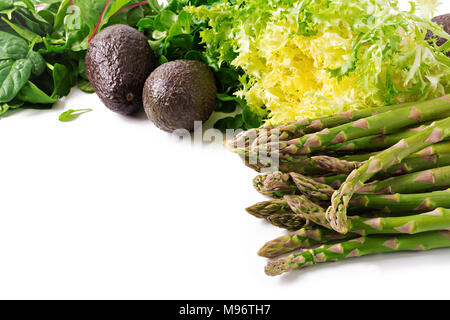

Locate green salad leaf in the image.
[59,108,92,122]
[187,0,450,125]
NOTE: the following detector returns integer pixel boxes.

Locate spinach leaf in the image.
[0,58,32,103]
[17,81,58,104]
[28,50,46,76]
[1,16,42,43]
[0,30,28,60]
[51,62,71,97]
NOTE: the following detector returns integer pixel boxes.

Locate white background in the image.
[0,1,449,300]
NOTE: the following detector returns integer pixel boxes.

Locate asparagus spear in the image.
[259,207,450,258]
[309,147,450,176]
[247,197,326,230]
[350,190,450,213]
[253,172,335,199]
[327,117,450,234]
[259,226,350,258]
[245,198,307,230]
[227,102,416,150]
[289,173,335,201]
[382,141,450,176]
[313,175,348,189]
[253,172,297,197]
[255,163,450,201]
[251,107,407,149]
[261,95,450,158]
[246,198,292,219]
[235,148,326,175]
[312,142,450,185]
[265,231,450,276]
[238,138,450,175]
[249,189,450,232]
[284,195,330,227]
[309,156,360,174]
[266,213,307,231]
[327,123,431,153]
[359,166,450,194]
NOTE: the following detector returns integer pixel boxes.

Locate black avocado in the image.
[85,25,156,115]
[143,60,217,132]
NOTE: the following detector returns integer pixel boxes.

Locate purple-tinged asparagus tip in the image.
[265,258,290,276]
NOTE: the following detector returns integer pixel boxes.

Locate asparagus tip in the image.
[245,204,262,218]
[265,258,290,276]
[258,245,275,258]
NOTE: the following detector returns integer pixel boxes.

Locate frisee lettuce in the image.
[187,0,450,124]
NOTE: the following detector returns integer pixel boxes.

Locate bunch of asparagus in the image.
[227,95,450,276]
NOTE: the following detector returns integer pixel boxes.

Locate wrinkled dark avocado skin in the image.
[143,60,217,132]
[86,25,156,115]
[426,14,450,57]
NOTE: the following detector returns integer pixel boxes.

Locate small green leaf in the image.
[52,63,72,98]
[1,17,42,43]
[214,114,244,131]
[59,108,93,122]
[17,81,57,104]
[158,55,168,65]
[184,50,205,62]
[77,79,94,93]
[242,105,262,129]
[27,51,45,77]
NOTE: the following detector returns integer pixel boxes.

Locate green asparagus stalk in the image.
[309,156,360,174]
[227,102,416,150]
[253,172,335,199]
[234,148,326,175]
[284,195,330,227]
[255,164,450,201]
[245,198,307,230]
[259,206,450,258]
[259,226,350,258]
[327,116,450,234]
[266,213,308,231]
[265,231,450,276]
[350,190,450,213]
[309,147,450,176]
[247,197,326,231]
[261,95,450,158]
[311,142,450,185]
[246,198,292,219]
[251,107,407,149]
[249,189,450,232]
[327,124,431,153]
[339,153,376,162]
[289,173,335,201]
[382,141,450,176]
[313,175,348,189]
[359,165,450,194]
[238,138,450,176]
[253,172,297,197]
